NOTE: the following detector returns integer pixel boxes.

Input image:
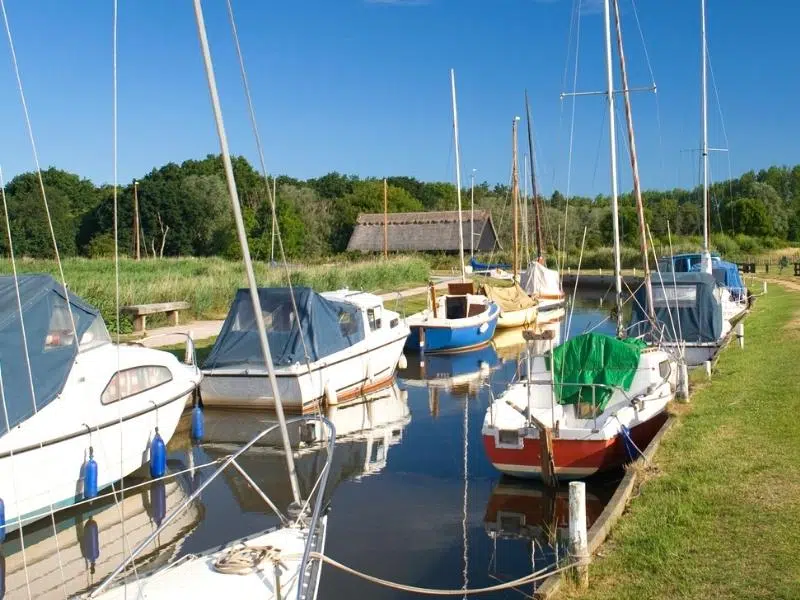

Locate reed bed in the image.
[0,256,429,331]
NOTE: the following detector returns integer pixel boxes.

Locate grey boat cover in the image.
[204,287,365,369]
[630,272,723,343]
[0,274,100,432]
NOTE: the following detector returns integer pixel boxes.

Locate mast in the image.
[512,116,521,280]
[603,0,624,338]
[383,177,388,259]
[700,0,712,273]
[192,0,301,505]
[470,169,475,258]
[522,153,530,262]
[133,179,140,260]
[612,0,654,320]
[450,68,467,282]
[525,90,544,259]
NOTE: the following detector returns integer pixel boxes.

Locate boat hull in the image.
[405,303,499,353]
[482,411,668,480]
[0,386,191,531]
[201,332,407,412]
[496,305,538,329]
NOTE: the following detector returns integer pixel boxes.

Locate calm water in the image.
[2,292,620,600]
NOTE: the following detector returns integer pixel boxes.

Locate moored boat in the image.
[482,332,675,480]
[201,287,409,412]
[0,274,201,533]
[404,282,499,353]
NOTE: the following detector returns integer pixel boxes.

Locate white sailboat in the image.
[89,1,334,598]
[482,0,676,481]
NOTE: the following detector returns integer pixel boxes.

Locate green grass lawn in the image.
[561,285,800,600]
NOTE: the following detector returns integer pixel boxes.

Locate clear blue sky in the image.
[0,0,795,198]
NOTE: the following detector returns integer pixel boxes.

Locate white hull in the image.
[0,345,200,530]
[201,332,407,411]
[3,476,201,600]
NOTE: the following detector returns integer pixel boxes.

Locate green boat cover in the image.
[547,332,645,411]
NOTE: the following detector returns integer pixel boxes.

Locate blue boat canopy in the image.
[630,272,723,343]
[0,274,103,433]
[204,287,365,369]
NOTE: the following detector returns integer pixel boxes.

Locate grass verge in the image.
[560,285,800,600]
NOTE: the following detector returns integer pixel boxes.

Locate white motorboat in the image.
[201,287,409,412]
[0,274,201,533]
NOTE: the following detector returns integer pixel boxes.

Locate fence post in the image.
[569,481,589,589]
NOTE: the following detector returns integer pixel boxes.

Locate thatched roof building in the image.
[346,210,500,253]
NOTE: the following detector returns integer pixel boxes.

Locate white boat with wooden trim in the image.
[0,275,201,534]
[201,287,409,413]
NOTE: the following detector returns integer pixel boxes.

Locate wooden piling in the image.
[569,481,589,588]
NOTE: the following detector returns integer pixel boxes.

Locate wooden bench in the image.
[121,301,190,333]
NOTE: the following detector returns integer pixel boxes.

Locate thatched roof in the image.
[347,210,501,253]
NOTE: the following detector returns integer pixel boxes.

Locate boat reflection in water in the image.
[490,311,565,364]
[399,345,500,417]
[199,381,411,511]
[0,465,202,599]
[483,475,617,580]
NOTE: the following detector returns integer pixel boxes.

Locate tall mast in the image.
[450,68,467,282]
[470,169,475,258]
[612,0,654,320]
[524,91,544,259]
[603,0,624,338]
[512,116,521,280]
[192,0,301,505]
[700,0,711,273]
[522,153,530,262]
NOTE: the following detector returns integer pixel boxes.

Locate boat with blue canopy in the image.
[629,271,731,366]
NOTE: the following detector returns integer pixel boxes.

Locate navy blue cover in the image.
[0,274,100,432]
[204,287,365,369]
[630,272,723,343]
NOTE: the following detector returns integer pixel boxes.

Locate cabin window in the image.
[497,429,523,449]
[367,307,382,331]
[80,316,111,351]
[102,366,173,404]
[45,297,76,349]
[498,512,525,535]
[652,286,696,308]
[659,360,671,379]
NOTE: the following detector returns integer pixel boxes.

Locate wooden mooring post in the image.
[569,481,589,588]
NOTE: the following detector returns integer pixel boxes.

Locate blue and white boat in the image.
[405,284,500,354]
[659,252,748,323]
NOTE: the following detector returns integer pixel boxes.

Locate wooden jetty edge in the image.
[534,415,676,600]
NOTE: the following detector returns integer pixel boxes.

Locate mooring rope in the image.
[210,543,575,596]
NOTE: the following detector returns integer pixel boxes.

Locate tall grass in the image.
[0,256,429,331]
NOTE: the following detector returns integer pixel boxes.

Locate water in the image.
[1,293,618,599]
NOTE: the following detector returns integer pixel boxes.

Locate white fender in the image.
[478,322,489,334]
[398,354,408,370]
[366,360,375,383]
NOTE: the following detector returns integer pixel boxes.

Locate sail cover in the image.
[548,332,644,411]
[631,272,723,343]
[710,260,747,301]
[521,261,561,297]
[478,282,536,313]
[469,257,510,271]
[204,287,365,369]
[0,274,101,432]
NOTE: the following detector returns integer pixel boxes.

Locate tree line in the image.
[1,155,798,260]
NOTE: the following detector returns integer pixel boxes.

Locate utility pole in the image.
[133,178,140,260]
[383,177,388,259]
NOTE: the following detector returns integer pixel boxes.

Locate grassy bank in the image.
[561,285,800,600]
[1,256,429,330]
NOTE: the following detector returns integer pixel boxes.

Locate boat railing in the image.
[88,414,336,599]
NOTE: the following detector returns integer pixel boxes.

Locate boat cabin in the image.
[630,272,724,343]
[658,253,746,301]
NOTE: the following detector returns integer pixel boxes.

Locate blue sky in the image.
[0,0,795,198]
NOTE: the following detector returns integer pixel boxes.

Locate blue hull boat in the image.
[405,301,500,354]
